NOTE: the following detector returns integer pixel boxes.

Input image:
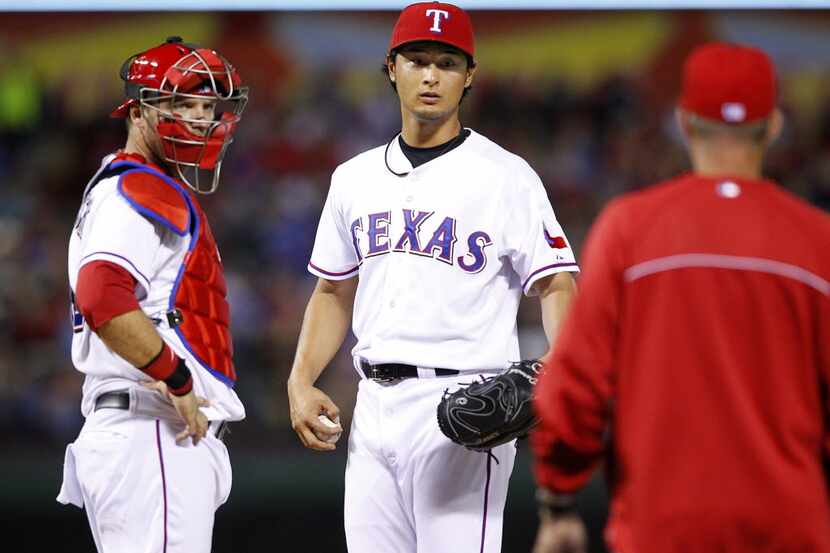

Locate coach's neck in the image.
[688,139,765,181]
[680,108,782,182]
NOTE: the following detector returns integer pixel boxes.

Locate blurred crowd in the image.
[2,13,829,451]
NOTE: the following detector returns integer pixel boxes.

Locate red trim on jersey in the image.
[75,261,140,331]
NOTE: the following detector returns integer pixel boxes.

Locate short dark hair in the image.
[686,113,769,144]
[381,46,476,101]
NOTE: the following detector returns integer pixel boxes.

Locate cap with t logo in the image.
[389,2,475,59]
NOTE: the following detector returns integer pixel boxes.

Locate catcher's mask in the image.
[111,36,249,194]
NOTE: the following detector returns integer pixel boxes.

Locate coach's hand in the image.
[287,381,341,452]
[141,381,210,445]
[533,514,587,553]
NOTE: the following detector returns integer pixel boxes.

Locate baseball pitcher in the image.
[287,4,579,552]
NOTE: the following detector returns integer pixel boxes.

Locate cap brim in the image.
[109,99,134,118]
[390,36,473,59]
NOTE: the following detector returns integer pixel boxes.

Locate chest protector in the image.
[112,156,236,386]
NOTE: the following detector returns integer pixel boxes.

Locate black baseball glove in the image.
[436,359,544,451]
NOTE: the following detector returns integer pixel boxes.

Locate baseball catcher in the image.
[437,359,544,451]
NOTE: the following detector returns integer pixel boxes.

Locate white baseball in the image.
[316,414,342,444]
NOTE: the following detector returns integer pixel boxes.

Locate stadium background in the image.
[1,7,829,552]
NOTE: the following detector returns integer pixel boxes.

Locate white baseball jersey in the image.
[60,154,242,553]
[67,154,244,421]
[308,129,579,372]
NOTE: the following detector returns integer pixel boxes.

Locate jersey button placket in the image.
[404,169,417,204]
[404,171,416,204]
[383,180,409,319]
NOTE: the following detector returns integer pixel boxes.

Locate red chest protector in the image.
[113,154,236,386]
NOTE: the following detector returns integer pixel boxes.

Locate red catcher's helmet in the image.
[112,36,248,194]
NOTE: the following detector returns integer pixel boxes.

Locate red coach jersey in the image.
[532,174,830,553]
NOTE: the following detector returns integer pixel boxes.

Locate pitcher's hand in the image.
[288,381,341,451]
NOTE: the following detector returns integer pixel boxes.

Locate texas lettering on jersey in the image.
[350,208,492,273]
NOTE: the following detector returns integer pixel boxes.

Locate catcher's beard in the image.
[133,111,169,169]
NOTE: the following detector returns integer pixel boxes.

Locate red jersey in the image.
[532,174,830,553]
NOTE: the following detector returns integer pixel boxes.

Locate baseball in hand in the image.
[316,414,342,444]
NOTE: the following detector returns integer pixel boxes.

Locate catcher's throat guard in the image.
[436,359,544,451]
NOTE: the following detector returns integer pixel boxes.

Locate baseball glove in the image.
[436,359,544,451]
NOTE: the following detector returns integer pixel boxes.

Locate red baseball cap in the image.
[679,42,777,124]
[389,2,475,59]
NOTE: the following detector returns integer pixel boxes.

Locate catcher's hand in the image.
[436,359,544,451]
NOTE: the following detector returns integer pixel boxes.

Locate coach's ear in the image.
[764,108,783,147]
[675,108,691,143]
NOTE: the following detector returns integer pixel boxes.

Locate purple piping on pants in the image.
[156,420,168,553]
[480,454,493,553]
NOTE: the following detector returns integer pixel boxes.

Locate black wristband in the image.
[164,356,193,396]
[536,488,578,518]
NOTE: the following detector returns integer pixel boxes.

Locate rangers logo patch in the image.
[544,229,567,249]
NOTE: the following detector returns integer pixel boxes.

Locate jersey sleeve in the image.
[75,261,141,331]
[76,190,162,297]
[503,165,579,295]
[308,169,360,280]
[531,201,625,493]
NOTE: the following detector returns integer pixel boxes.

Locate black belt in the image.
[359,360,459,382]
[94,391,229,441]
[94,390,131,410]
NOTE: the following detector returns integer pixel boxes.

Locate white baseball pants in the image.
[345,376,517,553]
[58,408,232,553]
